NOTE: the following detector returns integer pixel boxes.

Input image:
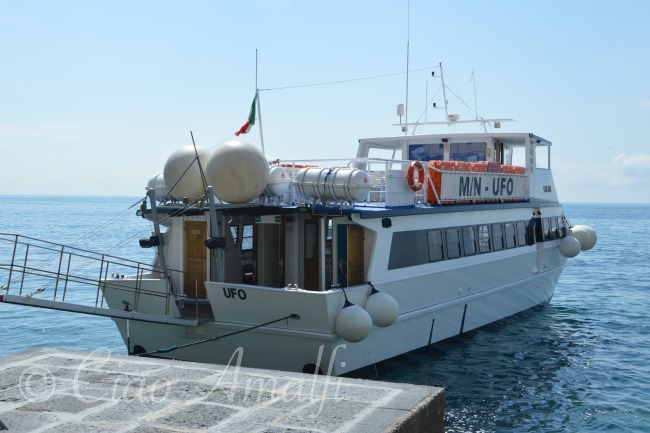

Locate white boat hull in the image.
[106,244,565,375]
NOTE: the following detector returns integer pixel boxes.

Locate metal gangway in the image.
[0,233,203,326]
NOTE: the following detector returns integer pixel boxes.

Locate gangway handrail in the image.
[0,233,205,325]
[0,232,158,269]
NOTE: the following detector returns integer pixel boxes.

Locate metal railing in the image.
[0,233,203,325]
[274,157,422,207]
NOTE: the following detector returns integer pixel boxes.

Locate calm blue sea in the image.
[1,196,649,432]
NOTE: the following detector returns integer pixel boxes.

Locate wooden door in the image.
[347,225,365,287]
[184,221,207,299]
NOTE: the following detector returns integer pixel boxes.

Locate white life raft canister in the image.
[293,167,371,202]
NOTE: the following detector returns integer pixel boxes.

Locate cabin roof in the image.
[358,132,551,149]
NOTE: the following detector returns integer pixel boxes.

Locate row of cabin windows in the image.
[542,215,570,241]
[408,142,487,162]
[388,216,568,270]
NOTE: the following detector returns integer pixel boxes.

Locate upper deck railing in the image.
[264,157,528,208]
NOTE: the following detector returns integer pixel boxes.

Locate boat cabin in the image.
[357,132,551,169]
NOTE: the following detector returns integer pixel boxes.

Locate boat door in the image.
[336,224,365,287]
[184,220,207,298]
[347,225,365,286]
[255,216,285,288]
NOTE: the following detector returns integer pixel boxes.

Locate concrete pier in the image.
[0,348,444,432]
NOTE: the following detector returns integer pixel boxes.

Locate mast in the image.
[439,62,450,122]
[404,0,410,135]
[393,62,514,129]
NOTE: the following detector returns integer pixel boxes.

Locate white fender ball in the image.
[163,145,210,201]
[335,304,372,343]
[581,225,597,251]
[559,236,581,258]
[205,141,269,204]
[569,225,597,251]
[365,291,399,327]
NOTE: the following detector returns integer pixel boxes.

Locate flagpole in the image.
[255,49,266,155]
[256,90,265,155]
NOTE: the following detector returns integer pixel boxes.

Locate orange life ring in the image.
[407,161,425,192]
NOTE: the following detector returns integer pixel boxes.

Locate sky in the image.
[1,0,649,203]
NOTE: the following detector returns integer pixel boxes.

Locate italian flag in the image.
[234,95,257,136]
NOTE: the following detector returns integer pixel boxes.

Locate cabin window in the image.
[516,221,528,246]
[450,142,487,162]
[241,224,254,251]
[367,147,399,161]
[560,215,569,237]
[388,231,430,269]
[511,146,526,167]
[478,224,491,253]
[504,222,517,249]
[230,225,239,246]
[427,230,445,262]
[445,228,461,259]
[462,226,477,256]
[492,223,504,251]
[409,143,444,161]
[229,224,253,250]
[542,218,551,241]
[535,144,550,169]
[550,217,559,240]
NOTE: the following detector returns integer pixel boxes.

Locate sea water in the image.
[1,197,649,432]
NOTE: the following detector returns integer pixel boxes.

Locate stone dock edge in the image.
[0,348,445,433]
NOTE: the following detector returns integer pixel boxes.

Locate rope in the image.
[28,194,203,292]
[135,313,301,356]
[74,197,145,245]
[409,85,442,134]
[259,65,437,92]
[23,197,150,278]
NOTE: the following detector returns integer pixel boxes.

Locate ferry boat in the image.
[0,78,597,375]
[0,126,597,376]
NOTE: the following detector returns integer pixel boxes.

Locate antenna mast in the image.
[403,0,410,135]
[472,69,478,120]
